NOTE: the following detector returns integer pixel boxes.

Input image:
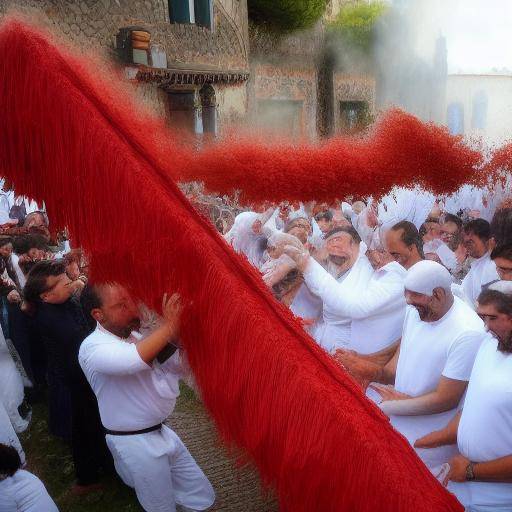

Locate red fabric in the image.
[0,18,466,512]
[177,111,486,205]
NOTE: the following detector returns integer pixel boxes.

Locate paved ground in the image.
[169,390,278,512]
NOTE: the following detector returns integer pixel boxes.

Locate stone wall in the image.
[250,63,318,140]
[1,0,249,70]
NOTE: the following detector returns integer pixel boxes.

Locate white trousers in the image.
[106,425,215,512]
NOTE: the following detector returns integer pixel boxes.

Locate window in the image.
[167,91,198,133]
[447,102,464,135]
[471,90,488,130]
[339,101,369,134]
[168,0,212,29]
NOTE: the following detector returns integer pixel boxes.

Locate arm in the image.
[446,453,512,484]
[414,411,461,448]
[136,293,182,365]
[379,376,467,416]
[302,257,404,319]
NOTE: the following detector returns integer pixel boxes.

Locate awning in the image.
[133,64,249,89]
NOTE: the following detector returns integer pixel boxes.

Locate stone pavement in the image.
[167,393,278,512]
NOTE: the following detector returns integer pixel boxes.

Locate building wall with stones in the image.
[0,0,250,131]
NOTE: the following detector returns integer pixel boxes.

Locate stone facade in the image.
[1,0,375,139]
[0,0,250,132]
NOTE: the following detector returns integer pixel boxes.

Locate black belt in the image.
[103,423,162,436]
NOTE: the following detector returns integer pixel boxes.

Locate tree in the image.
[248,0,328,32]
[328,0,387,55]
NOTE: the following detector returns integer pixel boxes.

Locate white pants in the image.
[106,425,215,512]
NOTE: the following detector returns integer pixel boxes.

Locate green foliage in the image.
[328,1,388,54]
[248,0,328,32]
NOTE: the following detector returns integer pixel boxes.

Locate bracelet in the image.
[465,462,476,481]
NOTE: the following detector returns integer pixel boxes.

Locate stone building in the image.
[1,0,375,140]
[0,0,251,135]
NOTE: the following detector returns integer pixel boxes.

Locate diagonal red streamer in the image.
[0,17,468,512]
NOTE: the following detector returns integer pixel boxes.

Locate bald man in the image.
[368,261,485,469]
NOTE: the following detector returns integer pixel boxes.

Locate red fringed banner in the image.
[177,112,487,205]
[0,18,468,512]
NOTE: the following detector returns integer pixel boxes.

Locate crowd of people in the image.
[0,183,511,512]
[225,187,512,512]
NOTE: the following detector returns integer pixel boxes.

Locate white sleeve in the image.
[303,260,402,319]
[442,331,483,381]
[80,341,150,376]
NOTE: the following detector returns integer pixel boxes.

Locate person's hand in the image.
[162,293,183,338]
[444,454,470,485]
[333,349,377,389]
[282,244,310,273]
[7,290,21,304]
[414,430,447,449]
[369,383,411,402]
[69,279,85,294]
[262,254,296,287]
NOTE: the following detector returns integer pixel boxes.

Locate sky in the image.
[393,0,512,74]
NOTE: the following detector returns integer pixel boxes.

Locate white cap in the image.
[488,280,512,296]
[405,260,453,296]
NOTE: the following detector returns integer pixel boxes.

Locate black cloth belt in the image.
[103,423,162,436]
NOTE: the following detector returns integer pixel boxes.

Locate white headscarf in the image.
[224,211,268,268]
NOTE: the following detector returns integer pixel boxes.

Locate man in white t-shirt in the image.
[461,219,499,307]
[0,443,58,512]
[79,284,214,512]
[367,260,485,469]
[415,281,512,511]
[284,226,373,353]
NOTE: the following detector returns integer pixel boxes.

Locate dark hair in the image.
[491,207,512,247]
[464,218,492,242]
[0,443,22,476]
[80,284,103,324]
[324,226,361,244]
[0,237,12,248]
[443,213,463,230]
[491,243,512,262]
[13,234,48,254]
[314,210,333,222]
[478,289,512,316]
[391,221,424,258]
[23,259,67,305]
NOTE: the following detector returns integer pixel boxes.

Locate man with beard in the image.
[462,219,499,307]
[415,281,512,510]
[367,261,485,470]
[283,226,373,353]
[79,284,214,512]
[440,214,469,282]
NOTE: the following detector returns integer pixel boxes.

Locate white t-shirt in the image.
[391,297,485,468]
[79,324,184,432]
[349,261,407,354]
[449,334,512,509]
[289,283,322,323]
[304,255,374,352]
[0,470,58,512]
[461,252,499,308]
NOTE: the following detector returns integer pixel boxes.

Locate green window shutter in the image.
[194,0,212,29]
[169,0,191,23]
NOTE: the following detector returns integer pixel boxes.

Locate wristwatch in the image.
[465,462,476,481]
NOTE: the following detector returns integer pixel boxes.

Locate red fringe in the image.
[0,18,466,512]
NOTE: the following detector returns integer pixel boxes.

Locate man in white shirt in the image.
[285,237,406,356]
[462,219,499,307]
[0,443,58,512]
[491,243,512,282]
[79,284,214,512]
[415,281,512,511]
[368,261,485,469]
[284,226,373,353]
